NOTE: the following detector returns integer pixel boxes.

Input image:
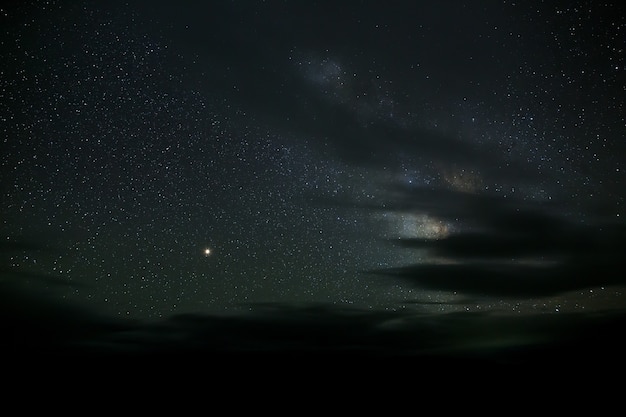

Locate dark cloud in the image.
[367,191,626,297]
[133,1,541,187]
[368,260,625,298]
[378,185,563,225]
[393,221,626,262]
[286,99,524,178]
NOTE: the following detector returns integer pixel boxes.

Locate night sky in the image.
[2,0,626,364]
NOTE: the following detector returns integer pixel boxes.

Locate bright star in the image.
[204,248,211,256]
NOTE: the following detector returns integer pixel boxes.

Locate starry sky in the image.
[1,0,626,361]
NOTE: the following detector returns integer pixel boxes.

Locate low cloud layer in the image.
[365,185,626,298]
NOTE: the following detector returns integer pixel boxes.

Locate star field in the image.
[2,0,625,330]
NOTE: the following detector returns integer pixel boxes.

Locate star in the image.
[203,248,212,257]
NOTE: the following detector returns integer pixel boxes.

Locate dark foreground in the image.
[3,285,626,376]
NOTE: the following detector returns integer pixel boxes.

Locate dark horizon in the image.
[3,276,626,369]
